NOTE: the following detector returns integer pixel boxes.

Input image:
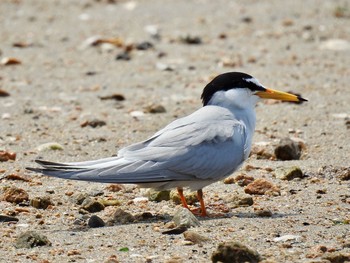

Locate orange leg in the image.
[177,187,190,209]
[197,189,208,217]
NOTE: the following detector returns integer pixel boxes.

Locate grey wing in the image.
[29,107,248,185]
[105,118,247,182]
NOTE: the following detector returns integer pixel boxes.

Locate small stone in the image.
[99,199,121,207]
[129,110,145,118]
[99,94,125,101]
[116,51,131,61]
[254,208,273,217]
[1,57,22,65]
[244,179,280,196]
[338,167,350,181]
[241,16,253,23]
[110,208,135,224]
[36,142,64,151]
[106,184,125,192]
[147,189,170,202]
[156,62,174,71]
[273,235,301,242]
[135,41,154,50]
[67,249,81,256]
[223,176,235,184]
[319,39,350,51]
[15,231,51,249]
[73,193,89,205]
[88,215,105,228]
[82,200,105,213]
[211,241,261,263]
[183,231,209,244]
[5,173,30,181]
[80,119,106,128]
[105,254,120,263]
[135,212,154,221]
[274,166,303,180]
[162,225,188,235]
[170,190,198,205]
[282,18,294,26]
[274,138,302,160]
[180,35,202,45]
[0,150,16,162]
[234,174,255,186]
[322,252,350,263]
[144,104,166,114]
[30,196,54,209]
[0,214,19,222]
[1,187,29,204]
[225,192,254,208]
[250,144,274,159]
[0,89,10,97]
[172,208,200,228]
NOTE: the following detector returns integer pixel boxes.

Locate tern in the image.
[28,72,307,216]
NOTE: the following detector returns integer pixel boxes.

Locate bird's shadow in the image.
[66,210,298,235]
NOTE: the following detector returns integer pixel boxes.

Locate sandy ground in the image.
[1,0,350,262]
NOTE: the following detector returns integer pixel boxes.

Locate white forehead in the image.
[245,77,263,87]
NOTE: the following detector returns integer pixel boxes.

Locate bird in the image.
[28,72,307,216]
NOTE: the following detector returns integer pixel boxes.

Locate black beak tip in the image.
[298,96,308,102]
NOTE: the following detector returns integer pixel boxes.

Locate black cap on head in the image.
[201,72,265,106]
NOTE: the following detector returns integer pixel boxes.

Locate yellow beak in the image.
[256,88,307,102]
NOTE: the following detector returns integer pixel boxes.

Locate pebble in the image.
[0,89,10,97]
[172,208,200,228]
[30,196,54,209]
[244,178,280,196]
[274,138,301,160]
[99,93,125,101]
[5,173,30,182]
[234,174,255,186]
[179,35,202,45]
[0,214,19,222]
[15,231,52,249]
[73,193,89,205]
[183,231,209,244]
[88,215,105,228]
[99,199,121,207]
[144,104,166,114]
[156,62,174,71]
[223,176,235,184]
[36,142,64,151]
[105,184,125,192]
[82,199,105,213]
[273,235,301,242]
[135,41,154,50]
[162,225,188,235]
[0,150,16,162]
[250,144,274,159]
[338,167,350,181]
[254,207,273,217]
[274,166,303,180]
[170,190,198,205]
[1,57,22,65]
[144,24,160,39]
[116,51,131,61]
[80,119,106,128]
[129,110,145,118]
[109,208,135,224]
[322,252,350,263]
[224,192,253,208]
[1,187,29,204]
[147,189,170,202]
[211,241,261,263]
[319,39,350,51]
